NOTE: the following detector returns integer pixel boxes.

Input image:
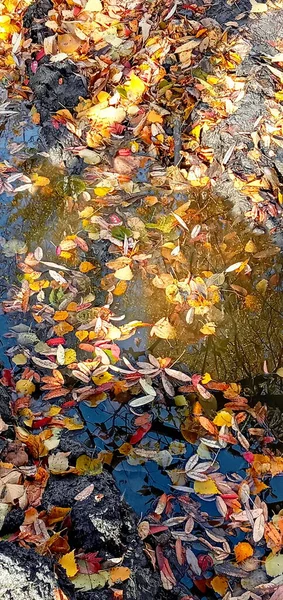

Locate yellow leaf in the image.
[265,553,283,577]
[118,443,133,456]
[76,455,103,475]
[213,410,232,427]
[211,575,228,596]
[201,372,211,384]
[94,187,113,197]
[109,567,131,584]
[256,279,268,295]
[12,353,27,366]
[57,34,80,54]
[63,418,84,431]
[234,542,254,563]
[16,380,35,395]
[276,368,283,378]
[200,322,216,336]
[31,174,50,187]
[147,110,163,124]
[194,478,219,495]
[79,206,94,218]
[114,265,133,281]
[126,73,146,99]
[245,240,257,253]
[79,261,95,273]
[64,349,77,365]
[92,372,113,385]
[150,317,176,339]
[250,0,267,11]
[84,0,102,11]
[75,330,88,342]
[59,550,78,578]
[29,280,49,291]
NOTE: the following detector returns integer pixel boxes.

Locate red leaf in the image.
[156,545,165,570]
[32,416,52,429]
[130,422,151,444]
[149,525,168,534]
[46,338,66,346]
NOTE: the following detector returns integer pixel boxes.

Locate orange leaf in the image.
[54,322,74,335]
[46,506,71,526]
[109,567,131,584]
[198,416,218,436]
[54,311,69,321]
[79,261,96,273]
[113,280,128,296]
[147,110,163,124]
[234,542,254,563]
[211,575,228,595]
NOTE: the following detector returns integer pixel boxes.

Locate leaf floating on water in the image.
[171,212,189,231]
[250,0,267,12]
[265,554,283,577]
[12,353,27,365]
[225,262,244,273]
[234,542,254,563]
[150,318,176,339]
[114,265,133,281]
[194,478,219,495]
[200,322,216,336]
[129,395,155,407]
[164,368,191,382]
[211,575,228,595]
[186,548,201,575]
[109,567,131,585]
[253,513,265,542]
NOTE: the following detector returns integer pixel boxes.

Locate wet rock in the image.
[0,384,13,424]
[23,0,53,44]
[28,59,87,120]
[207,0,251,24]
[43,473,171,599]
[0,507,25,536]
[24,1,89,173]
[0,541,74,600]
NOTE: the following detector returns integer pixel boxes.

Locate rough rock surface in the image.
[43,473,175,600]
[201,7,283,240]
[24,0,88,173]
[0,542,74,600]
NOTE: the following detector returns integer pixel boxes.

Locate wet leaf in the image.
[234,542,254,563]
[114,265,133,281]
[150,318,176,339]
[211,575,228,595]
[109,567,131,584]
[59,550,78,578]
[72,571,109,590]
[194,479,219,495]
[265,554,283,577]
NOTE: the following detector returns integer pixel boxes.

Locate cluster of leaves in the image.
[1,0,283,598]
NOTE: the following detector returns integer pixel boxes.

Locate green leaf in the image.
[72,571,109,590]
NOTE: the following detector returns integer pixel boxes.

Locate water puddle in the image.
[1,105,283,566]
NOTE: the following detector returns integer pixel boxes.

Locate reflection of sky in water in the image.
[0,111,38,366]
